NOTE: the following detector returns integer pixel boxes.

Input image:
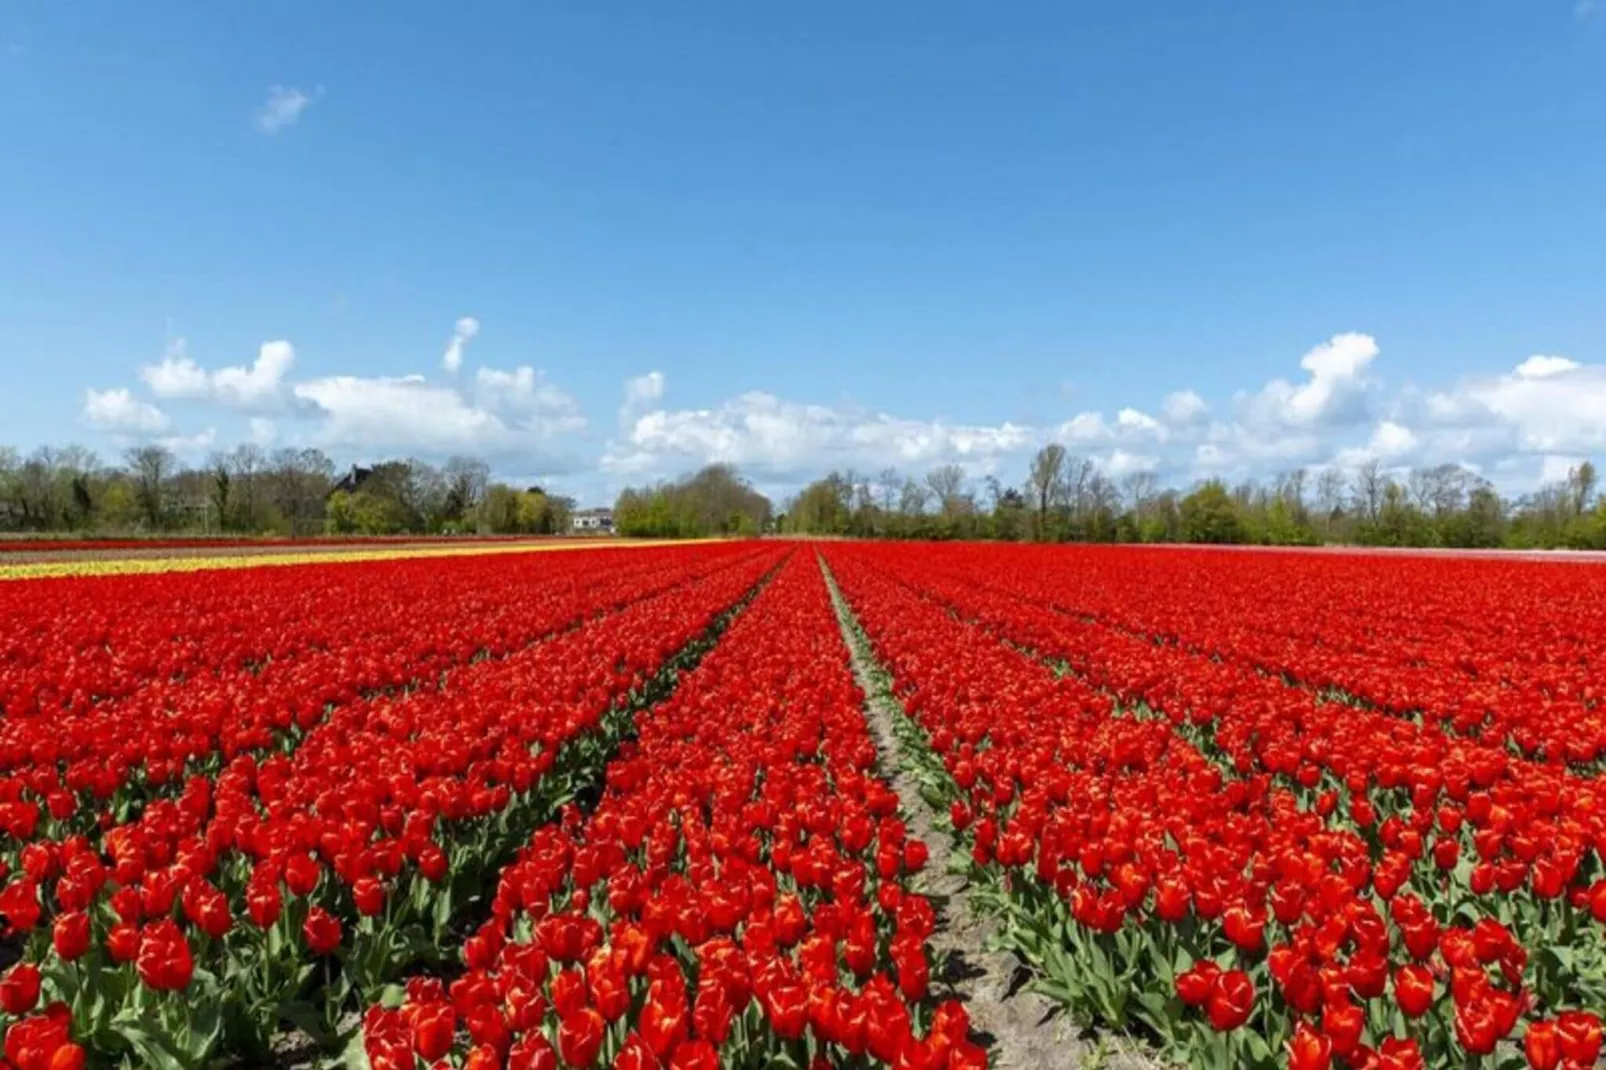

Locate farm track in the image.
[822,555,1166,1070]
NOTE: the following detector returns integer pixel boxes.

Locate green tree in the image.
[1180,481,1246,544]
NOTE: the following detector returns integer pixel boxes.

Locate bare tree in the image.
[209,452,233,531]
[1568,461,1598,517]
[982,475,1005,514]
[899,477,931,516]
[1315,468,1347,530]
[925,464,967,518]
[1121,471,1159,515]
[268,447,334,535]
[1352,459,1385,524]
[877,468,902,515]
[228,444,267,530]
[125,445,176,529]
[1027,444,1066,530]
[1065,454,1097,518]
[442,456,491,525]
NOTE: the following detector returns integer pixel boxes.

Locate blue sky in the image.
[2,1,1603,503]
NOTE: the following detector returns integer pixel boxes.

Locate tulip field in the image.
[0,541,1603,1069]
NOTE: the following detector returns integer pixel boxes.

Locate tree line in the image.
[612,464,773,537]
[777,446,1606,549]
[0,443,576,538]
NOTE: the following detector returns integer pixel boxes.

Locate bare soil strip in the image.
[819,554,1161,1070]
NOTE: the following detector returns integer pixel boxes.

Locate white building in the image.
[570,507,614,534]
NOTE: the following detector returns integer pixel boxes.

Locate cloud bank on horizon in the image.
[78,322,1606,500]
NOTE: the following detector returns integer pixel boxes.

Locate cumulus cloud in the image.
[1056,412,1107,442]
[1421,355,1606,457]
[1512,355,1581,380]
[83,388,170,434]
[140,339,294,409]
[256,85,319,133]
[1162,389,1208,424]
[72,326,1606,496]
[604,380,1032,481]
[156,428,219,456]
[442,316,480,374]
[1116,407,1166,440]
[139,340,210,397]
[620,371,666,424]
[1333,420,1419,468]
[474,365,587,433]
[293,365,585,458]
[1240,332,1380,428]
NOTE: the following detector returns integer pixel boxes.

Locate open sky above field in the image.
[2,2,1603,502]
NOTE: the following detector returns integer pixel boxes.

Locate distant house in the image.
[570,507,614,534]
[328,465,374,499]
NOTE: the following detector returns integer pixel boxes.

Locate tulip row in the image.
[0,544,783,1068]
[900,544,1606,767]
[0,543,764,861]
[364,552,988,1070]
[822,544,1606,1070]
[0,541,751,719]
[0,536,555,555]
[846,542,1606,959]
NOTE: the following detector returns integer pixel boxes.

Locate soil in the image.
[819,554,1166,1070]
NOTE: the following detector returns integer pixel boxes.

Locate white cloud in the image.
[83,388,171,434]
[1422,355,1606,456]
[76,327,1606,496]
[140,340,210,398]
[1240,332,1380,428]
[1540,454,1586,485]
[256,86,319,134]
[1512,354,1580,380]
[213,341,295,407]
[1116,407,1166,440]
[620,371,666,424]
[294,376,499,452]
[1333,420,1419,468]
[442,316,480,374]
[293,367,584,457]
[156,428,218,456]
[474,365,587,433]
[605,384,1032,481]
[1102,449,1159,477]
[1056,412,1107,442]
[1577,0,1598,20]
[1161,389,1208,424]
[140,339,294,410]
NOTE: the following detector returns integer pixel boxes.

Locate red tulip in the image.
[0,963,41,1014]
[557,1007,605,1068]
[302,907,342,956]
[1556,1011,1602,1067]
[1393,964,1435,1018]
[1287,1022,1331,1070]
[1205,970,1254,1032]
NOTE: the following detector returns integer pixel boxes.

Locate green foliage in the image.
[614,464,772,538]
[1179,481,1246,544]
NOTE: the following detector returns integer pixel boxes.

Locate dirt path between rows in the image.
[819,554,1163,1070]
